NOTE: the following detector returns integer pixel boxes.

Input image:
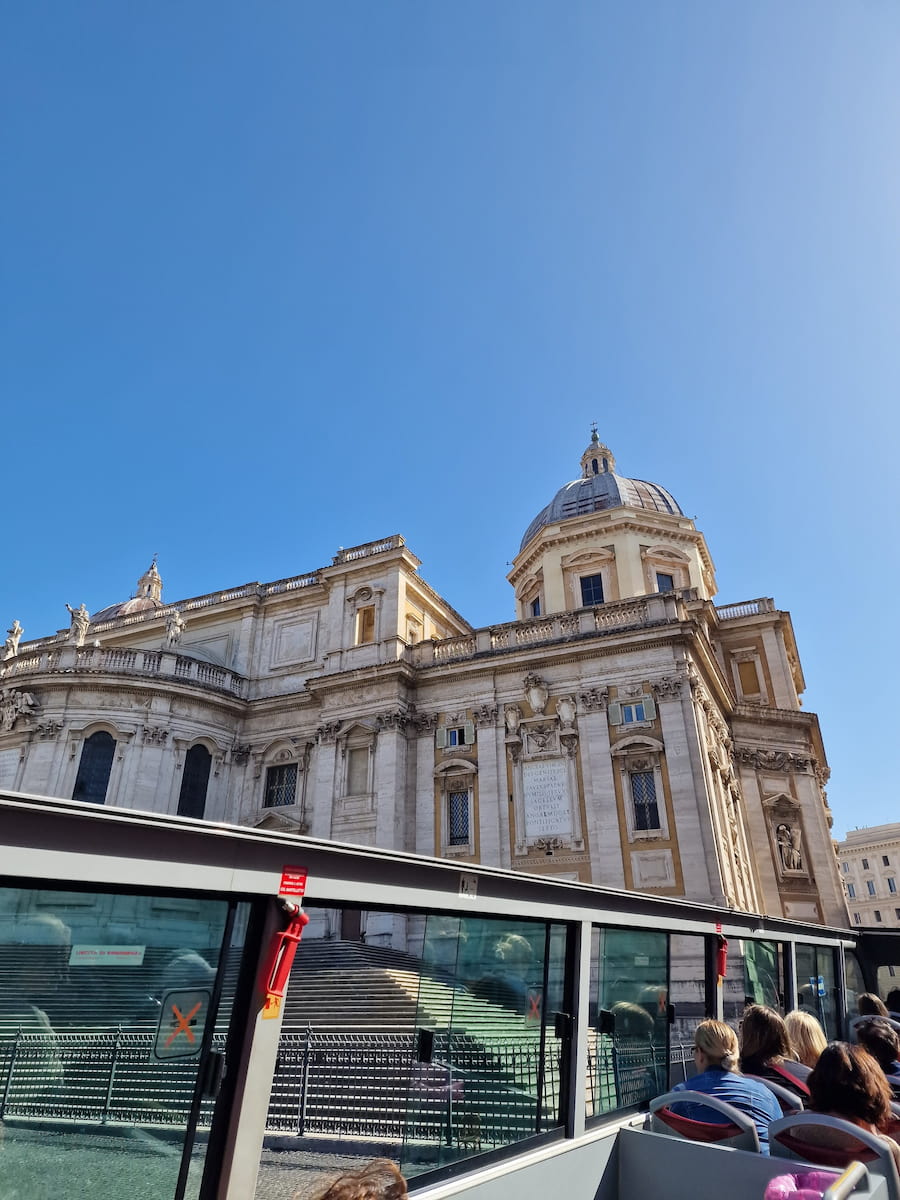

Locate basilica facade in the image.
[0,432,848,926]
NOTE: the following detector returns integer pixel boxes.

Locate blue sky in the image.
[3,3,899,838]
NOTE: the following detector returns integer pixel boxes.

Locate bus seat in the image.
[744,1074,806,1114]
[649,1090,761,1152]
[769,1113,900,1200]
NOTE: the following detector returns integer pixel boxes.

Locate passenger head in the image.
[855,1018,900,1072]
[693,1019,739,1072]
[308,1160,407,1200]
[785,1010,827,1070]
[857,993,889,1017]
[740,1004,793,1066]
[0,912,71,998]
[885,988,900,1014]
[610,1001,654,1039]
[809,1043,893,1127]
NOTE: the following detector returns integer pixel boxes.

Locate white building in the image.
[0,431,848,926]
[838,824,900,928]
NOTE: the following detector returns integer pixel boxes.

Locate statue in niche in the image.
[3,620,22,659]
[776,822,803,871]
[556,695,576,729]
[504,704,521,736]
[165,609,186,648]
[524,673,549,715]
[65,603,90,647]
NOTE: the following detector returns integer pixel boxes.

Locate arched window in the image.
[72,731,116,805]
[177,745,212,819]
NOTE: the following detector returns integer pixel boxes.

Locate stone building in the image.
[838,824,900,928]
[0,431,847,926]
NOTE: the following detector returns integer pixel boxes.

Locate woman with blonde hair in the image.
[785,1009,827,1070]
[670,1019,781,1153]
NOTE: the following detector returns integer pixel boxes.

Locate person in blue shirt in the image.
[670,1018,782,1153]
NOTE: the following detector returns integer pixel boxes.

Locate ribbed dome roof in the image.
[91,559,164,623]
[520,432,682,552]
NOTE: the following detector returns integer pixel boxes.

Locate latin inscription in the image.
[523,758,572,838]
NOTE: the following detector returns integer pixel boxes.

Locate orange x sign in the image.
[165,1000,202,1048]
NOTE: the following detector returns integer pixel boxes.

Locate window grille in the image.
[630,771,660,832]
[265,763,297,808]
[448,790,470,846]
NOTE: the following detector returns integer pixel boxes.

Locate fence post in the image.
[103,1027,122,1124]
[297,1026,311,1136]
[0,1029,22,1119]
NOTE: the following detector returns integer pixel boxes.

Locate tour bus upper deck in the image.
[0,788,895,1200]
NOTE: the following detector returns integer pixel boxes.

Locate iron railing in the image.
[0,1029,676,1144]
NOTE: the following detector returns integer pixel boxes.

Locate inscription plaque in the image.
[523,758,573,839]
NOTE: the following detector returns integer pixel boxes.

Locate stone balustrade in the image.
[332,535,406,564]
[0,645,247,698]
[412,593,682,667]
[715,598,775,621]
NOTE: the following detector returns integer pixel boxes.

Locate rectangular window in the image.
[884,855,891,867]
[737,660,761,695]
[862,858,870,870]
[580,573,604,606]
[889,878,897,894]
[622,702,646,724]
[437,721,474,749]
[847,883,856,898]
[895,908,900,920]
[841,862,849,873]
[448,791,470,846]
[854,913,862,925]
[346,747,369,795]
[356,605,376,644]
[868,880,877,896]
[530,597,541,617]
[875,910,883,923]
[264,763,297,808]
[655,572,675,592]
[630,770,660,832]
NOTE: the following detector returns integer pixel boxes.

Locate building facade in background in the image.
[0,432,847,927]
[838,824,900,928]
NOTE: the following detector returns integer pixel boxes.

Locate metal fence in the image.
[0,1029,674,1144]
[0,1030,222,1125]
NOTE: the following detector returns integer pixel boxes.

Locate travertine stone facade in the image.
[838,824,900,928]
[0,434,847,926]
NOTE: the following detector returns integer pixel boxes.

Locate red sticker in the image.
[279,866,308,896]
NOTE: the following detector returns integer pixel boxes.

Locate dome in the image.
[520,431,682,552]
[91,559,165,623]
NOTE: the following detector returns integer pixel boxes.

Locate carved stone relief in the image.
[0,689,39,732]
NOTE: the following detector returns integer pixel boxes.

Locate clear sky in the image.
[3,3,899,839]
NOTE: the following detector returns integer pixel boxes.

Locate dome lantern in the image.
[580,425,616,478]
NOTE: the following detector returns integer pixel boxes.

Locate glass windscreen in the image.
[588,927,668,1117]
[256,906,571,1195]
[0,885,239,1200]
[795,943,839,1039]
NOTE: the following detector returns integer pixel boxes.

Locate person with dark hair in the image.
[807,1042,900,1172]
[855,1018,900,1096]
[669,1019,781,1153]
[739,1004,812,1095]
[299,1160,407,1200]
[886,988,900,1017]
[850,993,900,1043]
[858,993,890,1018]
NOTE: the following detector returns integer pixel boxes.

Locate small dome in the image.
[520,431,682,552]
[91,559,165,623]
